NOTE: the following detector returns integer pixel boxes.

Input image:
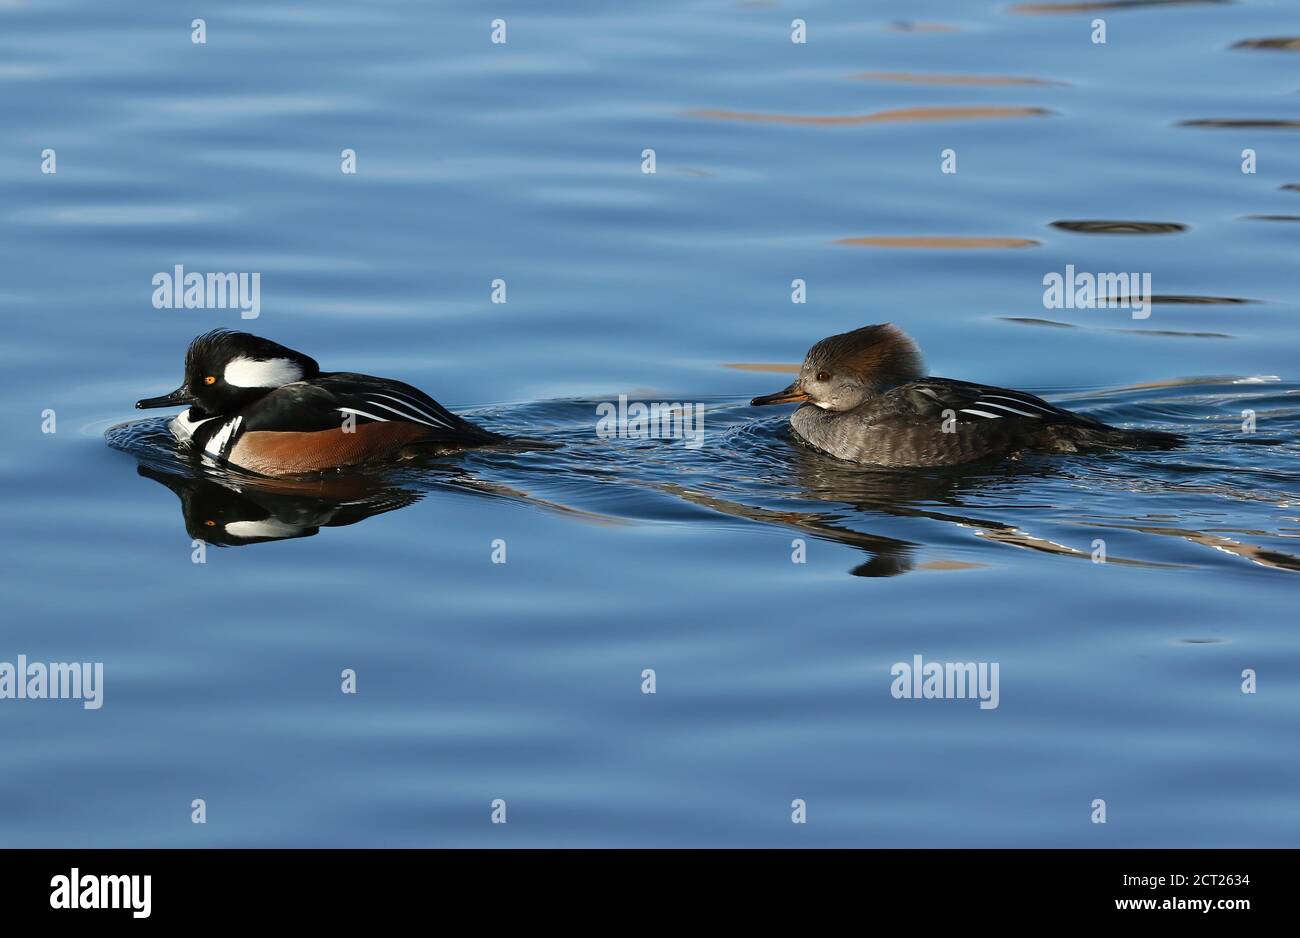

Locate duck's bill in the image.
[751,381,810,406]
[136,385,194,409]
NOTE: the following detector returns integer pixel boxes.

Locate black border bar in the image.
[0,848,1280,923]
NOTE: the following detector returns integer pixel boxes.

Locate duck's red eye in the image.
[816,371,831,382]
[204,375,216,385]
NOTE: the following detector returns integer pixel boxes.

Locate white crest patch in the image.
[224,357,303,388]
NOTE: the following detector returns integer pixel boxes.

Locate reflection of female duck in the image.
[653,440,1078,576]
[137,464,422,546]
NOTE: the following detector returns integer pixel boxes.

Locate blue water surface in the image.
[1,0,1298,847]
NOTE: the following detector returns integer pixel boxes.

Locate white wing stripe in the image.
[362,399,439,428]
[960,408,1002,419]
[368,392,453,428]
[981,394,1055,413]
[977,401,1042,418]
[336,407,390,423]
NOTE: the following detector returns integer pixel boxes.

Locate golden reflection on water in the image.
[1101,524,1300,573]
[685,106,1052,126]
[850,71,1064,86]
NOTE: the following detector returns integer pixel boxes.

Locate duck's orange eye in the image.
[816,371,831,382]
[204,520,216,527]
[204,375,216,385]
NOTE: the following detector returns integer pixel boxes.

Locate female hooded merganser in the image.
[136,330,506,476]
[751,324,1181,467]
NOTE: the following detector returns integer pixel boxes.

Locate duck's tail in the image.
[481,435,562,452]
[1046,423,1183,453]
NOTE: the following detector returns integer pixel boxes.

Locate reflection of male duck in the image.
[138,464,422,546]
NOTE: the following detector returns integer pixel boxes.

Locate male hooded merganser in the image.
[136,330,506,476]
[751,324,1181,466]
